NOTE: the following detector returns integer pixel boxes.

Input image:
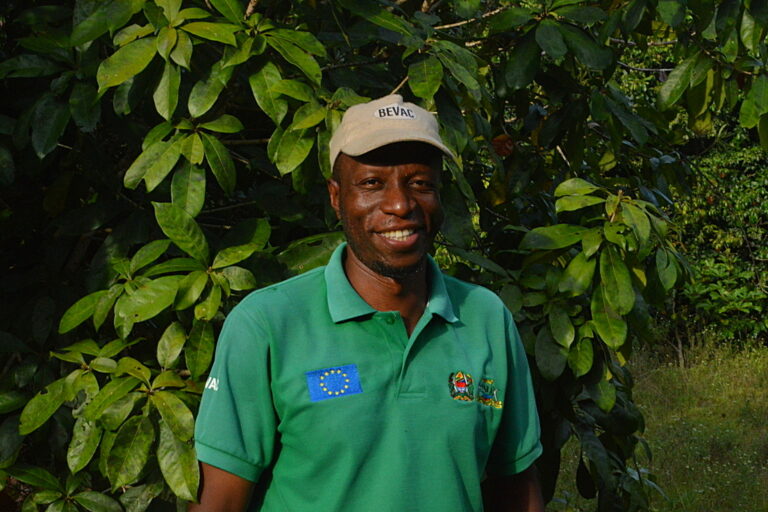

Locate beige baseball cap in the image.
[329,94,455,168]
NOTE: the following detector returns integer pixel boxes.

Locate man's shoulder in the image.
[440,272,507,311]
[232,265,327,313]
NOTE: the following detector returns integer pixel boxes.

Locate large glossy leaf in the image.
[181,22,239,45]
[170,29,193,68]
[338,0,414,36]
[153,61,180,121]
[268,29,326,57]
[289,101,326,130]
[73,491,122,512]
[107,416,155,489]
[157,321,186,368]
[194,284,221,321]
[520,224,587,250]
[174,270,209,310]
[171,162,205,217]
[67,417,102,474]
[181,132,205,165]
[558,24,612,70]
[8,464,61,492]
[591,284,627,348]
[212,243,260,269]
[31,94,70,159]
[599,245,635,315]
[505,33,540,90]
[119,481,164,512]
[99,393,141,431]
[408,56,443,101]
[70,0,145,46]
[59,290,106,333]
[536,19,568,59]
[69,82,100,132]
[19,378,67,435]
[0,391,26,414]
[199,114,244,133]
[185,319,214,379]
[153,202,210,264]
[274,128,314,175]
[150,391,194,441]
[157,420,199,501]
[188,61,234,118]
[266,36,321,85]
[739,74,768,128]
[220,266,257,291]
[535,326,568,380]
[556,195,605,213]
[548,304,575,347]
[97,37,157,91]
[558,251,596,297]
[124,138,176,189]
[567,338,594,377]
[210,0,244,24]
[249,62,287,125]
[200,132,236,194]
[656,248,678,290]
[114,275,180,325]
[0,416,23,467]
[658,52,697,110]
[82,377,141,422]
[130,240,171,275]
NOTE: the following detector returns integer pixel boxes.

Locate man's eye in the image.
[361,178,381,186]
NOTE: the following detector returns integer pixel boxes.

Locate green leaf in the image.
[114,24,155,46]
[107,416,155,489]
[549,304,575,347]
[181,22,239,45]
[153,61,180,121]
[130,240,171,275]
[70,0,145,46]
[408,56,443,101]
[268,29,327,57]
[97,37,157,91]
[591,284,627,348]
[488,7,534,32]
[536,19,568,59]
[658,0,685,27]
[119,481,164,512]
[172,162,206,217]
[201,132,236,195]
[658,52,698,111]
[599,245,634,315]
[337,0,415,37]
[67,417,102,474]
[558,24,612,70]
[436,51,479,92]
[178,7,211,20]
[181,133,205,165]
[212,243,260,269]
[157,420,199,501]
[153,370,186,389]
[194,285,221,321]
[185,319,214,379]
[115,357,152,385]
[99,393,141,431]
[289,101,326,130]
[266,36,321,85]
[199,114,244,133]
[274,128,314,175]
[505,33,540,90]
[188,61,234,118]
[758,114,768,150]
[19,378,67,435]
[0,146,14,186]
[153,202,210,264]
[150,391,194,441]
[170,29,193,68]
[588,379,616,412]
[739,74,768,128]
[0,55,62,79]
[555,178,600,197]
[272,79,314,101]
[8,464,61,492]
[622,203,651,247]
[157,322,186,368]
[556,195,605,213]
[124,139,176,189]
[174,270,209,310]
[0,416,24,467]
[555,5,607,24]
[210,0,244,24]
[59,290,106,333]
[90,357,118,373]
[31,94,71,159]
[567,338,593,377]
[249,62,288,125]
[156,26,177,59]
[73,491,123,512]
[656,248,678,290]
[0,391,27,414]
[69,82,100,133]
[535,326,568,380]
[114,276,180,326]
[142,257,205,277]
[277,232,345,274]
[558,251,596,297]
[83,377,141,422]
[520,224,587,250]
[220,266,257,291]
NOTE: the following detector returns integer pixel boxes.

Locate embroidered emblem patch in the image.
[449,371,474,401]
[373,103,416,120]
[477,378,503,409]
[306,364,363,402]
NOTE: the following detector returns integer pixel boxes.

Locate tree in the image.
[0,0,764,509]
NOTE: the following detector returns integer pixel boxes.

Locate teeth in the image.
[380,229,415,241]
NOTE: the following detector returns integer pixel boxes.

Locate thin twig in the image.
[390,76,409,95]
[610,38,678,47]
[618,61,674,73]
[434,6,507,30]
[221,138,270,146]
[245,0,259,18]
[321,58,387,72]
[202,201,260,214]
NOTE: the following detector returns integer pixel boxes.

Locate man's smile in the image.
[378,228,417,242]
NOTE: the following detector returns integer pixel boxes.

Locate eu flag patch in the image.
[306,364,363,402]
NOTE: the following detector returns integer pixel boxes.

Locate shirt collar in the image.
[325,242,458,324]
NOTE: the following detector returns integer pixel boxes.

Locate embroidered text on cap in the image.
[374,104,416,120]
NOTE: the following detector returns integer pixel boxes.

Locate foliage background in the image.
[1,0,766,510]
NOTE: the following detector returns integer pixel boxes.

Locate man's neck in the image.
[343,248,429,336]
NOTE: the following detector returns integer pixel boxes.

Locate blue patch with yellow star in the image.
[306,364,363,402]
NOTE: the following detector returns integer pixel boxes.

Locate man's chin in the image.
[367,259,426,280]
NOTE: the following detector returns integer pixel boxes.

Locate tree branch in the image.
[618,61,674,73]
[390,76,409,95]
[610,38,678,47]
[245,0,259,18]
[434,6,507,30]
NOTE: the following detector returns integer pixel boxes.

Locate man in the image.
[191,95,544,511]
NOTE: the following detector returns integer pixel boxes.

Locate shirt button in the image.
[386,316,395,324]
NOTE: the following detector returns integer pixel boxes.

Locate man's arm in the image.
[188,462,254,512]
[482,465,545,512]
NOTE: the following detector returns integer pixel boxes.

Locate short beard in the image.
[366,258,426,280]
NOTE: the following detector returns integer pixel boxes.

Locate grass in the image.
[548,342,768,511]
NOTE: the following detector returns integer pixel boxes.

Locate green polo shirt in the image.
[194,243,541,511]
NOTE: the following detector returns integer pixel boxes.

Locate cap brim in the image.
[340,128,456,162]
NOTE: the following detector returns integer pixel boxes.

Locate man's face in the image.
[328,142,444,279]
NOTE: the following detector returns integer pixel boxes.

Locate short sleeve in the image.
[194,302,277,482]
[485,309,543,475]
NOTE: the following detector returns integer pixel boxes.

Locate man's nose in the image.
[380,183,413,217]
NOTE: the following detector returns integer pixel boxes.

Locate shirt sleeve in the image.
[485,308,543,475]
[194,301,277,482]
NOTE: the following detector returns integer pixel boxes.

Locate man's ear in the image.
[327,178,341,220]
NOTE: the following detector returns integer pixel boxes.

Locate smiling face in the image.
[328,142,444,280]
